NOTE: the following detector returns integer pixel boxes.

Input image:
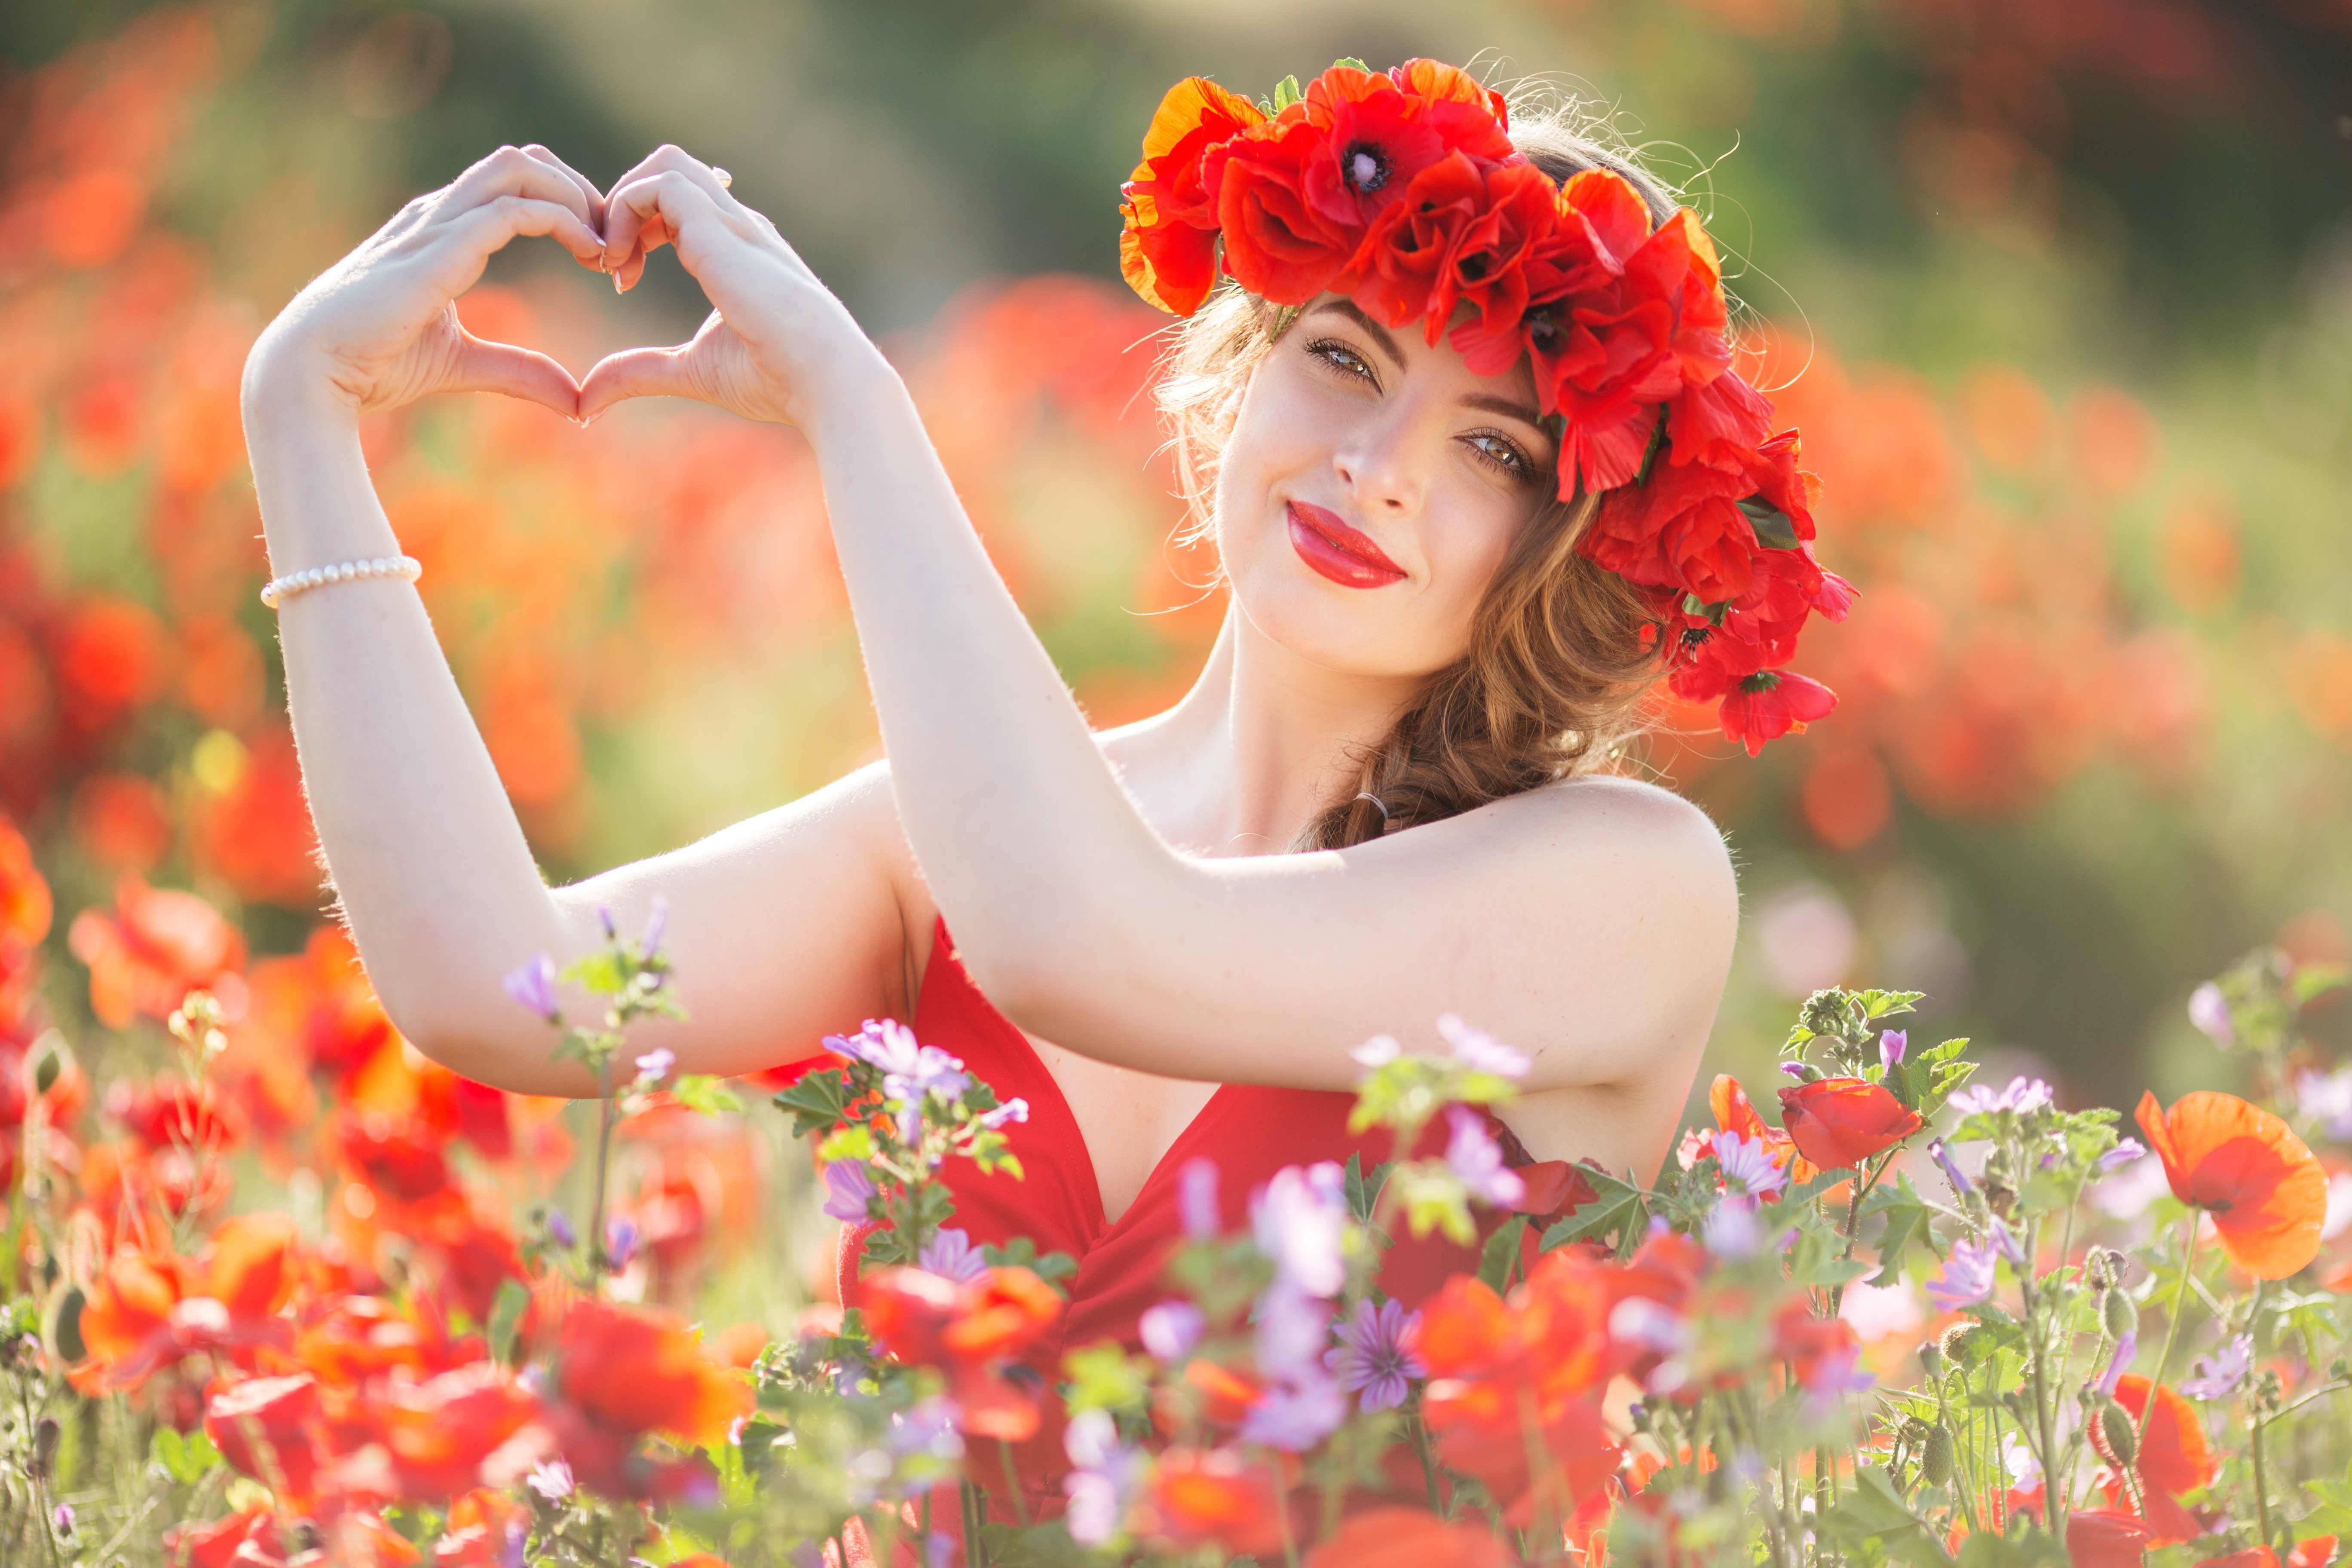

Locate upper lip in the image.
[1287,501,1405,576]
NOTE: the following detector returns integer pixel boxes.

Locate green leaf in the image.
[672,1075,744,1116]
[1819,1466,1949,1567]
[560,950,627,995]
[487,1277,530,1366]
[1867,1179,1936,1285]
[1062,1341,1151,1416]
[983,1237,1081,1286]
[1788,1224,1874,1289]
[1476,1215,1528,1292]
[1344,1153,1396,1228]
[1954,1522,2067,1568]
[1332,56,1370,71]
[773,1067,858,1139]
[1539,1166,1650,1259]
[1270,74,1304,112]
[1738,494,1801,550]
[152,1426,223,1485]
[976,1521,1095,1567]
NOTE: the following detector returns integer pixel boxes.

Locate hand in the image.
[576,147,885,427]
[243,145,608,421]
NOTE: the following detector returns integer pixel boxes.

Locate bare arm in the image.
[243,146,904,1095]
[574,150,1739,1096]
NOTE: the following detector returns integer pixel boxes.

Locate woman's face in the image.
[1214,297,1557,682]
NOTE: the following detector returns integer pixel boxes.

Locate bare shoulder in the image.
[1464,773,1736,900]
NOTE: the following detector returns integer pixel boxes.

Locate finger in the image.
[518,143,607,245]
[576,342,703,422]
[603,144,739,215]
[446,194,608,273]
[441,145,597,233]
[450,329,580,419]
[599,169,726,282]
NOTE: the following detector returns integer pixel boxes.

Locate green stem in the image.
[1270,1453,1301,1568]
[2139,1217,2202,1447]
[2012,1214,2060,1519]
[1410,1407,1444,1516]
[997,1439,1030,1526]
[588,1053,616,1277]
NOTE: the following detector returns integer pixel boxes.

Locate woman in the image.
[240,58,1835,1517]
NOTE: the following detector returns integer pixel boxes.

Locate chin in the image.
[1230,570,1452,681]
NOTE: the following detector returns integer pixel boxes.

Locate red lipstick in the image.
[1286,501,1406,589]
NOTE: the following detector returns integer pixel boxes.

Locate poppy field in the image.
[6,2,2352,1566]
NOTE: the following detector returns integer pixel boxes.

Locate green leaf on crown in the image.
[1332,57,1370,72]
[1271,74,1304,113]
[1739,493,1801,550]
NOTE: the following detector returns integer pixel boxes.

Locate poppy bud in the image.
[33,1049,59,1095]
[2102,1288,2137,1340]
[30,1416,58,1481]
[2098,1400,2138,1468]
[1918,1340,1945,1379]
[1920,1423,1955,1487]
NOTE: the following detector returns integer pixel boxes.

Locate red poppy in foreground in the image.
[862,1264,1064,1440]
[1777,1078,1923,1171]
[72,1213,296,1390]
[2067,1508,2155,1568]
[2101,1375,2215,1543]
[1144,1446,1286,1558]
[1303,1506,1518,1568]
[2134,1090,2326,1279]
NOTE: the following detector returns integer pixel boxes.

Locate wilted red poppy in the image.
[2134,1091,2326,1279]
[1145,1446,1286,1558]
[66,875,245,1030]
[1303,1506,1516,1568]
[1778,1078,1923,1171]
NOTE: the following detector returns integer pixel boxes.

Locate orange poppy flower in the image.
[1778,1077,1924,1171]
[1303,1506,1517,1568]
[2134,1090,2326,1279]
[862,1265,1064,1440]
[73,1212,296,1390]
[1145,1446,1287,1558]
[66,875,245,1030]
[554,1296,751,1450]
[434,1490,531,1568]
[1710,1074,1816,1184]
[2101,1375,2215,1543]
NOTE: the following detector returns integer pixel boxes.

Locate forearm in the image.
[804,369,1184,1001]
[246,372,594,1092]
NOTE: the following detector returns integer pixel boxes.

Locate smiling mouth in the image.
[1286,501,1406,589]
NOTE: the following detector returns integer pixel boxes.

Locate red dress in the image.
[830,921,1510,1524]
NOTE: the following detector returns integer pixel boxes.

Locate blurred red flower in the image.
[1118,77,1265,315]
[1145,1446,1287,1558]
[2134,1090,2326,1280]
[205,1371,324,1504]
[1304,1505,1518,1567]
[863,1264,1064,1440]
[1777,1078,1922,1171]
[554,1295,752,1450]
[66,875,245,1029]
[163,1505,282,1568]
[2101,1375,2215,1542]
[2066,1507,2155,1568]
[73,1212,296,1390]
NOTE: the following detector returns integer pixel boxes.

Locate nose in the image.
[1332,409,1424,518]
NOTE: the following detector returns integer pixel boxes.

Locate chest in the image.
[1026,1034,1221,1225]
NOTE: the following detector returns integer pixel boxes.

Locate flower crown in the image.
[1118,59,1852,755]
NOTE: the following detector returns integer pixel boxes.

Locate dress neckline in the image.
[926,918,1237,1238]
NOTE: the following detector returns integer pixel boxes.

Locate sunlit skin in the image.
[239,144,1738,1220]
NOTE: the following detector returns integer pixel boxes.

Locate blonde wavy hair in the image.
[1158,106,1686,851]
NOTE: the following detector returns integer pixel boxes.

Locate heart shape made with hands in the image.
[446,154,771,427]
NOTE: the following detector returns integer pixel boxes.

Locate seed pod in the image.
[2099,1401,2138,1468]
[2102,1288,2137,1340]
[30,1416,58,1481]
[1920,1424,1956,1486]
[32,1047,59,1094]
[1939,1321,1980,1368]
[1918,1340,1945,1379]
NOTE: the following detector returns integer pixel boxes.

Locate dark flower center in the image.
[1341,140,1393,195]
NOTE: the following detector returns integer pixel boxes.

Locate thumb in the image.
[449,330,581,419]
[577,342,704,422]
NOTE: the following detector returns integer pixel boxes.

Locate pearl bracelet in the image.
[259,554,423,609]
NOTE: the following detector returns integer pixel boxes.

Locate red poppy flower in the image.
[554,1295,752,1450]
[2134,1090,2326,1279]
[67,875,246,1031]
[1338,149,1489,331]
[2067,1508,2155,1568]
[1303,1506,1518,1568]
[163,1506,283,1568]
[863,1264,1064,1440]
[1386,58,1514,153]
[1297,67,1454,230]
[335,1111,451,1204]
[1524,169,1655,306]
[0,813,51,1035]
[114,1073,246,1154]
[1667,368,1776,472]
[1777,1078,1923,1170]
[73,1213,296,1390]
[1437,161,1571,374]
[364,1361,545,1502]
[1718,670,1840,757]
[2098,1375,2216,1542]
[434,1489,530,1568]
[1203,116,1361,306]
[1145,1446,1286,1558]
[204,1372,324,1504]
[1119,77,1267,315]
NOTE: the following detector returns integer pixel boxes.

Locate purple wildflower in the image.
[1701,1194,1762,1259]
[501,953,560,1022]
[1444,1106,1526,1209]
[2182,1334,2252,1401]
[1781,1062,1813,1079]
[2298,1069,2352,1142]
[888,1395,965,1461]
[1800,1343,1876,1403]
[979,1096,1029,1131]
[605,1217,639,1273]
[1713,1131,1789,1199]
[527,1458,574,1500]
[1325,1297,1425,1412]
[918,1227,988,1283]
[822,1160,879,1223]
[1437,1014,1531,1079]
[1609,1296,1688,1356]
[826,1019,972,1115]
[1254,1278,1334,1380]
[1991,1219,2026,1268]
[2096,1328,2137,1397]
[2096,1137,2148,1176]
[2188,981,2234,1047]
[1948,1076,2054,1118]
[641,895,669,957]
[51,1504,73,1535]
[926,1536,955,1568]
[1880,1029,1908,1068]
[633,1047,675,1085]
[1251,1163,1347,1298]
[1926,1234,2000,1313]
[546,1208,577,1249]
[1928,1139,1975,1197]
[1178,1158,1221,1240]
[1062,1409,1145,1546]
[1241,1369,1348,1451]
[1140,1300,1204,1363]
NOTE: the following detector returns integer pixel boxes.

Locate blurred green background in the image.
[4,0,2350,1125]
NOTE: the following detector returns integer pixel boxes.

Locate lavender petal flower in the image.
[917,1227,989,1283]
[1700,1194,1761,1259]
[1240,1369,1348,1452]
[1253,1277,1334,1380]
[1251,1163,1346,1297]
[605,1217,639,1273]
[501,953,560,1022]
[2096,1137,2148,1176]
[1443,1105,1526,1209]
[1323,1297,1425,1413]
[633,1047,675,1085]
[1713,1131,1789,1199]
[2181,1334,2253,1401]
[1926,1234,2000,1313]
[1948,1075,2055,1118]
[1929,1139,1975,1197]
[2297,1068,2352,1142]
[527,1458,575,1500]
[641,894,669,958]
[822,1160,879,1223]
[1880,1029,1908,1068]
[979,1096,1029,1131]
[1139,1300,1204,1363]
[546,1208,577,1249]
[2096,1328,2137,1397]
[2188,981,2234,1047]
[1062,1409,1144,1546]
[1436,1014,1531,1079]
[1178,1157,1221,1240]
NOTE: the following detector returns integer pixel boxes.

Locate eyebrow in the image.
[1306,300,1549,438]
